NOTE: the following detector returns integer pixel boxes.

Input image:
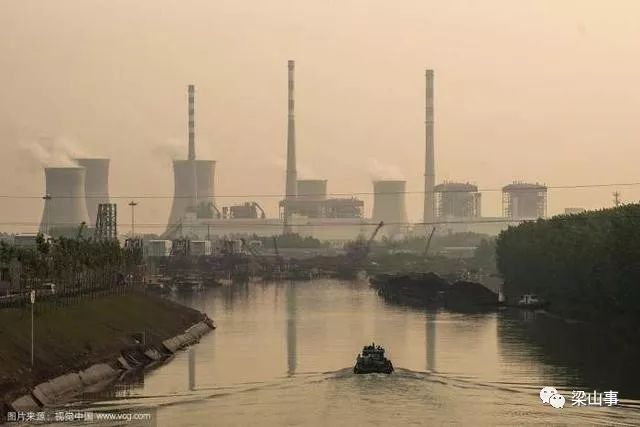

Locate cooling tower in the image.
[74,158,110,225]
[167,160,198,228]
[195,160,216,208]
[372,180,408,225]
[296,179,327,201]
[40,167,90,233]
[165,84,217,232]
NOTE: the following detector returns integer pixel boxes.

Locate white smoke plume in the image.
[268,155,320,179]
[152,137,185,160]
[367,158,405,180]
[19,136,87,167]
[152,137,216,160]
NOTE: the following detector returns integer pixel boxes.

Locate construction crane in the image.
[423,226,436,258]
[253,202,266,219]
[273,236,280,258]
[212,205,222,219]
[347,221,384,263]
[270,235,286,273]
[76,221,87,239]
[365,221,384,258]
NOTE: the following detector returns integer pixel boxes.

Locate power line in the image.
[0,181,639,200]
[1,213,640,229]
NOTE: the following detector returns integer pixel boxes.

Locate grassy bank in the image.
[0,292,204,402]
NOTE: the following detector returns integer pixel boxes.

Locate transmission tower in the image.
[95,203,118,240]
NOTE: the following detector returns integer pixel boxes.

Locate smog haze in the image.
[2,0,640,232]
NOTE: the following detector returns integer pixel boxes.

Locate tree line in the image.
[0,234,143,306]
[496,204,640,323]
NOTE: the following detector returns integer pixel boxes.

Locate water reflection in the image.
[78,280,640,426]
[286,281,297,376]
[497,308,640,400]
[425,310,436,372]
[188,347,196,391]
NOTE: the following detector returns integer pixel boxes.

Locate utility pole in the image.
[42,194,51,235]
[30,290,36,367]
[128,201,138,236]
[613,192,621,207]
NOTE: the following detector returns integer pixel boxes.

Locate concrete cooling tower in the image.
[40,167,90,233]
[372,180,408,226]
[74,158,110,225]
[167,159,217,227]
[195,160,216,208]
[167,160,198,228]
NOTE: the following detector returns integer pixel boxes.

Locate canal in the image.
[77,279,640,426]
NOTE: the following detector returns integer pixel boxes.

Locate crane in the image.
[365,221,384,258]
[252,202,267,219]
[346,221,384,263]
[423,226,436,258]
[212,205,222,219]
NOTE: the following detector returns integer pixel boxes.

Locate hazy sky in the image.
[1,0,640,233]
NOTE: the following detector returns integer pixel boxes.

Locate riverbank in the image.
[0,292,210,407]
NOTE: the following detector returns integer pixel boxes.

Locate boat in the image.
[353,343,394,374]
[517,294,548,309]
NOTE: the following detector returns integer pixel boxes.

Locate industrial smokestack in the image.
[74,158,110,225]
[423,69,435,225]
[188,84,195,161]
[40,167,90,233]
[166,85,218,235]
[285,60,297,200]
[372,180,408,226]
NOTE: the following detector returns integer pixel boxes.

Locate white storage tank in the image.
[191,240,212,256]
[145,240,172,257]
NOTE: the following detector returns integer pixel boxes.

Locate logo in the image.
[540,386,564,409]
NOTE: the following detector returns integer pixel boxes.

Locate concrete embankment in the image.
[0,293,214,413]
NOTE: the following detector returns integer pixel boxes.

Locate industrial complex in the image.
[34,63,548,242]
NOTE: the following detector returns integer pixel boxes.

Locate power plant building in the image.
[434,182,481,219]
[502,182,547,219]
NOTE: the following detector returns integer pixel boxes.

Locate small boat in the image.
[354,343,394,374]
[517,294,547,309]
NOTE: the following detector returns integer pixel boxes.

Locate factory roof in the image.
[502,182,547,191]
[434,182,478,192]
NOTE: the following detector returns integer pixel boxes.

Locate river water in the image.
[73,279,639,426]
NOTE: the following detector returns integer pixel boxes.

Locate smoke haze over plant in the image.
[1,0,640,232]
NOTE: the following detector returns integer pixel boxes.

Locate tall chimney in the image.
[285,60,297,200]
[188,84,196,161]
[187,84,198,213]
[423,69,435,225]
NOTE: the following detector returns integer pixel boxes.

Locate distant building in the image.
[13,233,51,248]
[564,207,586,215]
